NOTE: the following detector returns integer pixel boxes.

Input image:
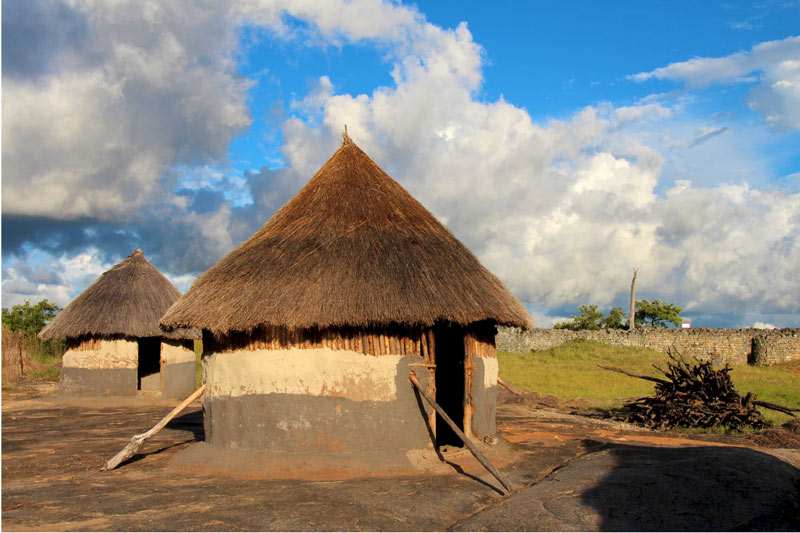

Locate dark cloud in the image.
[4,260,63,285]
[240,166,304,217]
[29,265,63,285]
[175,188,227,215]
[2,0,91,79]
[3,280,38,295]
[4,196,250,281]
[2,215,99,256]
[1,163,308,288]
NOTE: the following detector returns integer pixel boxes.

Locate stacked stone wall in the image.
[496,327,800,366]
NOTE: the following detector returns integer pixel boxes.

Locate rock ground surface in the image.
[2,383,799,531]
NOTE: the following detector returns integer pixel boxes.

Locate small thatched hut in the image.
[39,249,199,397]
[161,135,531,456]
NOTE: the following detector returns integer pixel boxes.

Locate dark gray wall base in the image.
[204,360,434,453]
[59,367,137,396]
[162,361,196,398]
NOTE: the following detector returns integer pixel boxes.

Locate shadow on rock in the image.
[451,441,800,531]
[581,444,800,531]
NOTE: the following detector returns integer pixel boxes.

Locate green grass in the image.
[731,361,800,424]
[498,340,800,426]
[25,366,62,380]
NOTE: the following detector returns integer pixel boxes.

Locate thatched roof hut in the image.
[41,249,199,398]
[162,135,531,460]
[40,249,198,341]
[161,137,531,333]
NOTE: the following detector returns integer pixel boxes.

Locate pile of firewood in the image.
[600,350,797,431]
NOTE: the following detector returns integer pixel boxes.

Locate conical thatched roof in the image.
[161,137,532,334]
[39,250,200,340]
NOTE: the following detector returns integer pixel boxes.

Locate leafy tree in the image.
[554,304,604,330]
[602,306,627,329]
[2,299,66,364]
[2,299,61,334]
[634,299,683,328]
[555,299,683,330]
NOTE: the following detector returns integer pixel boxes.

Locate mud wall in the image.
[160,340,196,398]
[496,327,800,366]
[202,348,435,453]
[60,337,138,395]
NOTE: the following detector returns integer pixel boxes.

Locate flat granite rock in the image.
[452,443,800,531]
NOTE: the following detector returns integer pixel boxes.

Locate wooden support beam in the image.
[497,377,521,396]
[409,373,512,494]
[101,385,206,471]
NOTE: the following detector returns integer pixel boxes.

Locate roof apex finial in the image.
[342,124,352,146]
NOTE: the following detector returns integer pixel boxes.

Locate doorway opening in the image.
[137,337,161,391]
[434,325,466,448]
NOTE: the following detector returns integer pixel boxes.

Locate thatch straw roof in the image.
[39,250,200,340]
[161,136,532,334]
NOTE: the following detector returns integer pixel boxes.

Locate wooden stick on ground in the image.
[752,400,799,417]
[597,364,670,385]
[496,377,521,396]
[408,373,512,494]
[101,385,206,471]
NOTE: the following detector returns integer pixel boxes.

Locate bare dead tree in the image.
[629,267,638,330]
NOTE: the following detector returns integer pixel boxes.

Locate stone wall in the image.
[496,327,800,366]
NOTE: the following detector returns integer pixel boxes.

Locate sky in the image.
[2,0,800,329]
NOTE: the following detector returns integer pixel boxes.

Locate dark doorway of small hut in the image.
[137,337,161,391]
[434,324,466,448]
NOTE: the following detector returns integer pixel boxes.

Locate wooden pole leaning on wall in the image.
[408,373,512,494]
[496,377,521,396]
[101,385,206,471]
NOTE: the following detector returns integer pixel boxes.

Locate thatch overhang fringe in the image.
[39,250,200,341]
[161,138,532,335]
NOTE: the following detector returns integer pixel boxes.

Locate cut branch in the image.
[604,349,771,430]
[101,385,206,471]
[752,400,799,417]
[497,377,521,396]
[597,364,669,385]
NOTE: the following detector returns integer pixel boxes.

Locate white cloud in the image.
[612,103,672,125]
[630,35,800,131]
[752,322,777,329]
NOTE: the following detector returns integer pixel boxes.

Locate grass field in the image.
[498,340,800,426]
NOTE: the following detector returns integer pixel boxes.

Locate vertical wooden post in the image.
[629,267,639,331]
[463,331,473,439]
